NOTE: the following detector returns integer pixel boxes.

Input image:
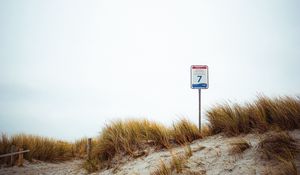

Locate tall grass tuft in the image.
[151,151,189,175]
[93,119,171,163]
[207,96,300,135]
[73,137,88,158]
[258,132,299,175]
[170,153,186,173]
[276,160,298,175]
[172,119,202,144]
[82,159,99,173]
[258,132,299,161]
[88,118,202,171]
[0,133,74,163]
[151,160,172,175]
[184,144,193,158]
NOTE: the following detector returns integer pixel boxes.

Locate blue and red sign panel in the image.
[191,65,209,89]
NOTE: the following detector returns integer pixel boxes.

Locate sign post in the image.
[191,65,209,131]
[198,89,201,132]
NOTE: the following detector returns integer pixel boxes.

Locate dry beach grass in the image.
[0,134,74,164]
[1,95,300,174]
[86,118,202,172]
[257,131,299,174]
[84,95,300,172]
[207,95,300,136]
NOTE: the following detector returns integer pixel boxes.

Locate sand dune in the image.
[2,130,299,175]
[97,130,300,175]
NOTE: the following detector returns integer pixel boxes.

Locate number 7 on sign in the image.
[197,76,202,83]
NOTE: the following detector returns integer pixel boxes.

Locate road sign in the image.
[191,65,208,89]
[190,65,209,131]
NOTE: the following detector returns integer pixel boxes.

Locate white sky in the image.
[0,0,299,140]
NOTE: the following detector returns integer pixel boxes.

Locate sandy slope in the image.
[97,130,300,175]
[1,130,299,175]
[0,159,86,175]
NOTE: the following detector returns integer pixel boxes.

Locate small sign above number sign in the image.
[191,65,209,89]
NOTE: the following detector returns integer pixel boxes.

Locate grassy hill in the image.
[1,95,299,174]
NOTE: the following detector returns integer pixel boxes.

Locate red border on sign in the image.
[191,65,207,69]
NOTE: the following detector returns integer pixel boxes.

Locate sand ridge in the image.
[1,130,299,175]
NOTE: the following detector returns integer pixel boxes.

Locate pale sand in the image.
[0,159,87,175]
[1,130,299,175]
[97,130,300,175]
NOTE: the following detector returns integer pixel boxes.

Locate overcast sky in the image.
[0,0,299,141]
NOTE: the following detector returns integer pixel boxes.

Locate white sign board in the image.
[191,65,209,89]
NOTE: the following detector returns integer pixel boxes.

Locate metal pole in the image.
[199,89,201,131]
